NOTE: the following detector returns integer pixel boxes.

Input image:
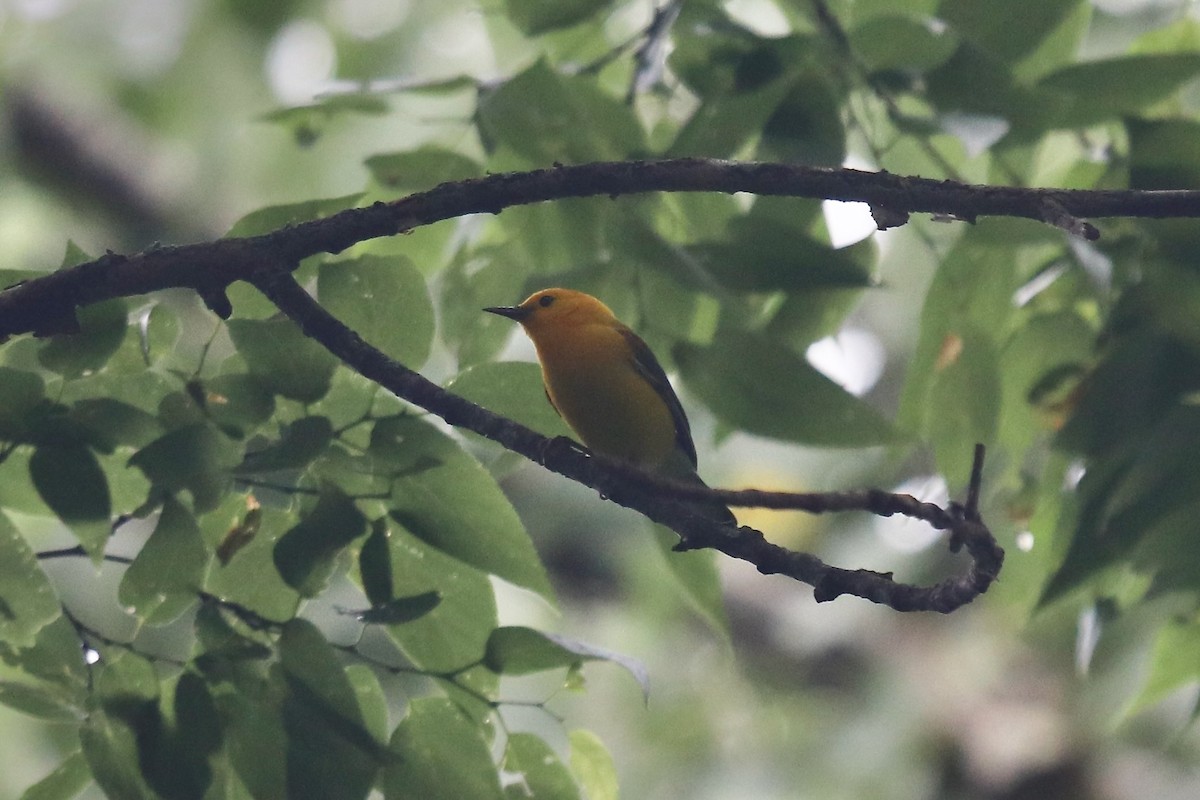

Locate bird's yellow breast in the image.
[532,322,678,469]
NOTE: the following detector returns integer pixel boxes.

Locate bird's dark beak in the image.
[483,304,532,321]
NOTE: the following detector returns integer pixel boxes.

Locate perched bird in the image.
[484,288,735,527]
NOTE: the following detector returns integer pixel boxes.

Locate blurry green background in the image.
[4,0,1200,798]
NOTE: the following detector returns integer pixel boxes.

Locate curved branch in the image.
[250,269,1003,613]
[4,157,1200,339]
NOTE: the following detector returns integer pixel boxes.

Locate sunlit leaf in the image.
[29,444,111,559]
[477,60,643,163]
[364,147,481,190]
[318,255,435,368]
[0,512,60,648]
[129,423,242,512]
[80,710,158,800]
[445,361,572,441]
[236,416,333,475]
[372,416,553,601]
[484,626,649,703]
[1129,617,1200,716]
[18,750,91,800]
[653,527,728,638]
[118,496,210,625]
[382,697,504,800]
[273,487,367,597]
[568,730,619,800]
[676,330,898,447]
[381,521,498,674]
[348,591,441,625]
[37,300,128,379]
[226,193,364,238]
[502,733,581,800]
[227,318,339,403]
[280,620,385,799]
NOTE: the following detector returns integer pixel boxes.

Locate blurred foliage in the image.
[3,0,1200,798]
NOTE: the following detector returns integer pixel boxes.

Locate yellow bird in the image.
[484,288,735,527]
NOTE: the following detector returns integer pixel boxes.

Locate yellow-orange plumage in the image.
[484,288,733,525]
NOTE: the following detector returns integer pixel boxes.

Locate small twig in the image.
[1041,197,1100,240]
[626,0,684,104]
[37,545,134,565]
[965,443,986,521]
[61,604,188,669]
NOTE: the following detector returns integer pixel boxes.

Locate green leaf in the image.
[1130,617,1200,715]
[380,522,498,673]
[68,399,163,450]
[758,71,847,167]
[938,0,1084,66]
[273,487,367,597]
[201,374,277,436]
[236,416,333,475]
[19,750,91,800]
[849,15,959,73]
[280,619,384,800]
[653,527,728,637]
[923,330,1000,488]
[0,367,44,437]
[29,444,111,559]
[118,496,210,625]
[139,302,179,366]
[80,710,159,800]
[318,255,435,368]
[502,733,580,800]
[897,220,1030,435]
[382,697,504,800]
[477,60,644,163]
[484,626,649,703]
[345,663,389,746]
[37,299,128,378]
[352,592,441,625]
[1035,54,1200,129]
[676,331,898,447]
[445,361,572,441]
[1128,118,1200,189]
[1055,334,1193,459]
[372,416,554,601]
[129,423,242,511]
[670,59,796,158]
[0,616,89,708]
[216,667,288,800]
[504,0,610,35]
[226,193,364,237]
[227,318,339,403]
[0,680,82,722]
[262,96,388,147]
[203,501,301,623]
[688,217,874,292]
[364,147,481,190]
[0,511,61,648]
[358,520,393,607]
[568,730,619,800]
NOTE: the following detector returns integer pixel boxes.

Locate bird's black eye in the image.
[538,295,555,308]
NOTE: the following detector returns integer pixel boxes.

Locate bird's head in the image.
[484,288,616,335]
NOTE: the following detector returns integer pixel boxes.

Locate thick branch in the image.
[251,269,1003,613]
[5,158,1200,339]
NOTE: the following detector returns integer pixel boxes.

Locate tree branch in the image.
[250,268,1003,613]
[5,158,1200,339]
